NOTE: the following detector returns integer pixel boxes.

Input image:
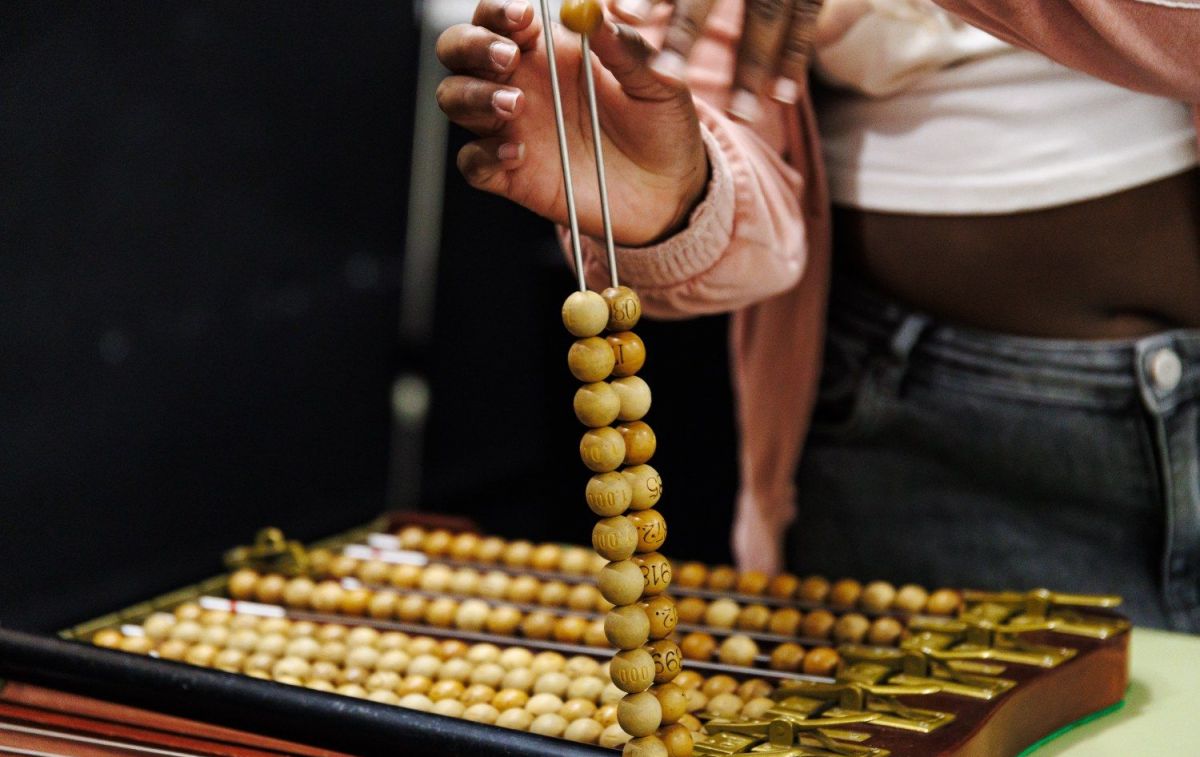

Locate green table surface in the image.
[1030,628,1200,755]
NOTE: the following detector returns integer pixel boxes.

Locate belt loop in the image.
[889,313,932,362]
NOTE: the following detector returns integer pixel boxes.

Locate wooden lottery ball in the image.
[570,337,616,383]
[618,691,663,737]
[736,571,769,596]
[618,421,656,465]
[119,636,154,655]
[502,668,536,693]
[606,605,651,649]
[703,598,740,629]
[396,594,428,623]
[463,703,501,725]
[424,597,459,628]
[575,382,621,428]
[92,629,123,649]
[539,580,571,607]
[448,567,481,595]
[396,525,425,550]
[388,563,421,589]
[356,559,390,585]
[560,0,604,35]
[530,713,569,738]
[471,663,506,689]
[582,429,627,473]
[339,587,372,616]
[799,575,831,603]
[736,604,771,632]
[742,697,775,720]
[707,693,744,718]
[566,583,603,612]
[562,290,609,337]
[677,713,702,733]
[440,655,475,679]
[475,536,507,563]
[366,591,398,620]
[478,571,512,599]
[593,516,638,561]
[328,555,359,580]
[423,529,454,556]
[674,562,706,588]
[658,723,694,757]
[802,609,835,639]
[595,702,619,727]
[282,577,316,608]
[627,509,667,553]
[531,543,563,571]
[399,693,435,712]
[565,717,604,744]
[142,613,175,641]
[560,547,593,575]
[507,574,541,604]
[599,560,646,606]
[706,566,737,591]
[608,332,646,378]
[717,635,759,667]
[449,531,481,560]
[566,655,601,678]
[561,697,598,721]
[603,286,641,330]
[399,674,434,695]
[612,376,652,421]
[442,636,472,658]
[310,581,345,614]
[497,708,534,731]
[503,540,535,567]
[768,573,800,599]
[498,646,534,670]
[766,607,803,636]
[419,564,453,593]
[861,580,897,613]
[622,464,663,510]
[610,648,656,693]
[554,615,590,644]
[184,643,218,667]
[927,588,963,616]
[634,552,672,596]
[833,613,871,644]
[702,675,738,699]
[868,616,904,646]
[227,569,259,600]
[675,597,707,625]
[527,692,565,715]
[646,639,683,684]
[738,679,772,701]
[432,699,466,718]
[493,688,529,711]
[641,595,678,639]
[601,723,632,748]
[571,674,607,701]
[455,599,490,632]
[803,647,841,677]
[174,602,203,621]
[624,736,668,757]
[254,574,286,604]
[894,583,929,613]
[651,683,687,725]
[679,632,716,661]
[829,578,863,609]
[521,611,557,640]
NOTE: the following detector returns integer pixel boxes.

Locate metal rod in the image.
[538,0,587,292]
[579,35,618,288]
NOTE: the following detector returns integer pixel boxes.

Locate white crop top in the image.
[814,0,1198,215]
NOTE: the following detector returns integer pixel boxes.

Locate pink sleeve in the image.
[564,0,812,320]
[932,0,1200,101]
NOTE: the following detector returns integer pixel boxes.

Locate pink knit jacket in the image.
[573,0,1200,573]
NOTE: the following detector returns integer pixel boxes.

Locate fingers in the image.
[457,137,526,197]
[588,18,687,102]
[649,0,718,83]
[730,0,792,121]
[436,76,526,134]
[437,24,524,82]
[774,0,824,103]
[472,0,542,50]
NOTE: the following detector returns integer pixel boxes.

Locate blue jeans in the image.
[791,275,1200,631]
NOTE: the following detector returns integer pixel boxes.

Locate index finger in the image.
[648,0,719,83]
[773,0,823,102]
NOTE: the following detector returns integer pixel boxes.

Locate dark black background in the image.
[1,1,737,634]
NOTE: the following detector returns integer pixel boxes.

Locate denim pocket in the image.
[809,329,886,442]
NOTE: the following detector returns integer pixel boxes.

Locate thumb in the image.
[586,18,688,102]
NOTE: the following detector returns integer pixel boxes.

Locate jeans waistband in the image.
[828,273,1200,409]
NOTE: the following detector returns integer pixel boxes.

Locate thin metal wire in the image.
[538,0,586,292]
[579,35,618,288]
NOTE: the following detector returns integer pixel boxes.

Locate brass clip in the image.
[837,645,1014,701]
[222,527,310,577]
[960,588,1130,639]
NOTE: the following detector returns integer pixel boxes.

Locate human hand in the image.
[436,0,709,247]
[611,0,826,121]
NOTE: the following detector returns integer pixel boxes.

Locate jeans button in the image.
[1149,348,1183,393]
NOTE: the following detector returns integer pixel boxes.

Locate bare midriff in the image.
[834,167,1200,338]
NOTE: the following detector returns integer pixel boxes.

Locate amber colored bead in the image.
[356,559,390,585]
[706,566,737,591]
[608,332,646,378]
[449,532,481,561]
[646,639,683,684]
[622,464,663,510]
[736,604,771,632]
[92,629,123,649]
[650,683,688,725]
[531,543,563,572]
[735,571,769,596]
[628,508,667,553]
[611,648,656,694]
[569,337,616,382]
[767,573,800,599]
[227,569,259,600]
[657,723,693,757]
[673,562,706,588]
[581,428,627,473]
[560,0,604,35]
[700,675,738,699]
[474,536,506,564]
[675,597,707,625]
[641,595,678,640]
[562,290,609,337]
[619,690,663,737]
[485,606,523,635]
[575,382,621,428]
[861,580,897,613]
[867,616,904,646]
[618,421,657,465]
[593,516,638,561]
[424,597,458,628]
[624,736,669,757]
[679,632,716,661]
[539,580,571,607]
[503,540,535,568]
[310,581,345,614]
[798,575,831,603]
[388,563,421,589]
[612,376,652,421]
[455,600,491,632]
[521,611,557,640]
[552,615,589,644]
[600,560,647,606]
[717,635,759,667]
[767,607,803,636]
[423,529,453,557]
[396,525,425,550]
[339,587,372,616]
[396,594,428,622]
[254,574,286,605]
[567,583,602,612]
[507,575,541,603]
[803,647,841,676]
[328,555,359,579]
[829,578,863,609]
[927,588,963,616]
[493,688,529,711]
[893,584,929,614]
[801,609,835,639]
[587,471,634,515]
[561,547,593,575]
[671,670,703,693]
[585,619,610,647]
[634,552,672,596]
[738,679,773,702]
[833,613,870,644]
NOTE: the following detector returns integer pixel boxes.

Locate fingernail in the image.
[497,142,525,161]
[616,0,652,20]
[727,89,762,123]
[490,41,518,70]
[771,78,800,105]
[650,50,688,82]
[503,0,529,23]
[493,89,521,116]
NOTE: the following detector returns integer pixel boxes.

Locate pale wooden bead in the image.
[634,552,672,596]
[553,615,590,644]
[646,639,683,684]
[284,637,319,661]
[408,654,442,678]
[498,646,534,670]
[486,606,524,635]
[527,692,565,716]
[254,574,287,605]
[566,583,603,612]
[565,654,600,678]
[569,337,616,383]
[449,532,481,561]
[470,662,506,689]
[799,575,831,602]
[608,332,646,378]
[142,613,175,641]
[475,536,507,563]
[418,564,453,593]
[174,602,203,621]
[658,725,694,757]
[736,571,770,595]
[281,577,316,608]
[497,708,534,730]
[802,647,841,677]
[214,649,246,671]
[618,691,663,737]
[560,697,598,721]
[521,611,556,640]
[575,382,621,427]
[119,636,154,655]
[603,286,642,331]
[448,568,481,596]
[768,573,801,599]
[507,574,541,603]
[530,713,569,738]
[673,563,706,588]
[611,376,652,421]
[423,529,453,556]
[356,559,391,585]
[366,670,402,692]
[600,723,633,748]
[559,0,604,34]
[651,683,688,725]
[599,560,646,606]
[568,675,606,702]
[861,580,898,612]
[463,703,500,724]
[399,674,434,695]
[675,597,707,625]
[595,702,619,726]
[736,604,771,632]
[388,563,422,589]
[717,635,759,667]
[677,713,702,733]
[199,625,230,648]
[624,737,669,757]
[440,657,474,682]
[767,607,803,636]
[565,717,605,744]
[531,543,563,571]
[679,632,716,661]
[432,698,467,718]
[868,616,905,646]
[310,661,341,681]
[378,631,409,651]
[376,649,411,673]
[184,644,218,667]
[560,547,594,575]
[454,599,491,632]
[424,597,459,628]
[502,668,536,693]
[834,613,871,644]
[253,633,287,656]
[706,693,744,718]
[640,595,678,640]
[829,578,863,608]
[367,590,399,620]
[428,679,465,701]
[610,649,656,694]
[396,594,428,623]
[618,421,657,465]
[802,609,836,639]
[346,646,380,670]
[593,516,638,561]
[894,583,930,613]
[398,693,434,712]
[581,429,627,474]
[628,508,667,553]
[530,651,568,675]
[310,581,345,614]
[538,580,571,606]
[493,688,530,711]
[588,470,638,518]
[742,697,775,720]
[562,290,609,337]
[339,587,372,616]
[585,619,610,647]
[227,569,259,600]
[227,629,260,653]
[701,675,738,699]
[927,588,963,616]
[328,555,359,579]
[606,605,651,650]
[478,571,512,599]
